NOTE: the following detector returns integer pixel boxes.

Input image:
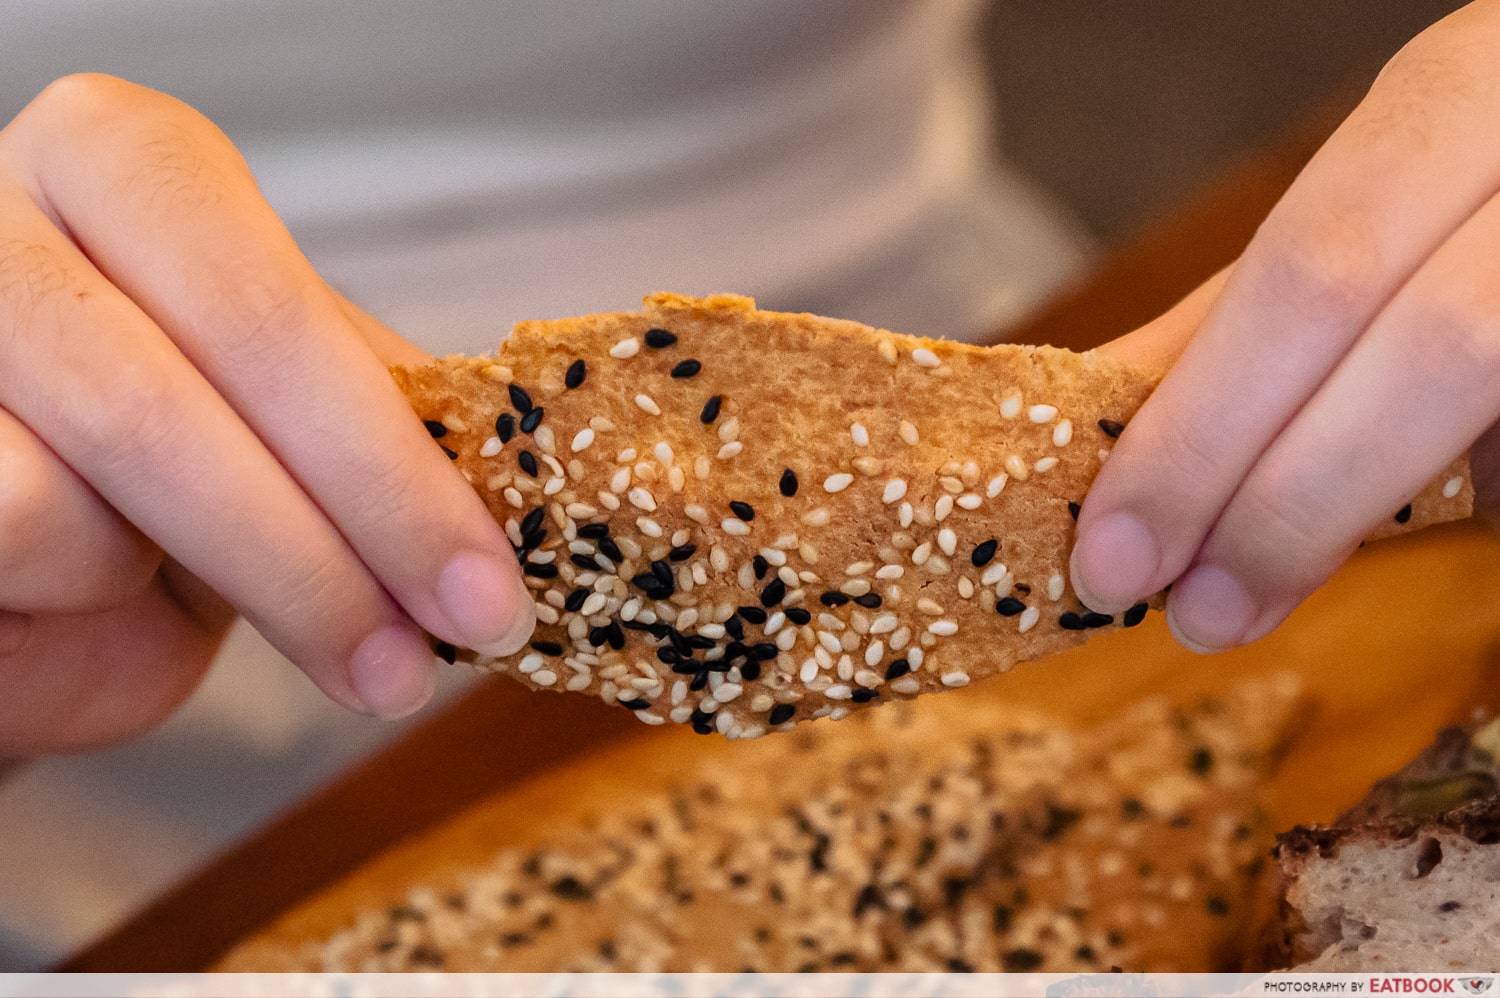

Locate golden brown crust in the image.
[219,675,1306,973]
[396,293,1472,737]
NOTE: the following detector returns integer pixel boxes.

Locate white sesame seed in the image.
[610,337,640,359]
[1053,419,1074,447]
[1048,573,1066,601]
[940,671,970,688]
[721,517,751,537]
[956,493,982,511]
[824,684,852,700]
[503,487,524,509]
[759,547,787,566]
[911,347,941,368]
[478,436,503,459]
[987,473,1009,498]
[667,466,685,492]
[910,541,932,566]
[776,628,798,651]
[877,479,907,506]
[898,420,920,445]
[823,472,854,493]
[869,613,899,635]
[633,393,660,416]
[1005,454,1030,480]
[717,441,744,460]
[684,504,711,525]
[570,428,595,452]
[541,454,565,477]
[649,442,671,467]
[518,653,543,674]
[840,579,872,597]
[1018,606,1040,633]
[1445,476,1464,499]
[864,640,885,667]
[798,541,820,564]
[928,620,959,636]
[908,647,924,668]
[715,682,743,702]
[531,669,558,687]
[604,467,629,494]
[1034,456,1059,473]
[565,502,598,519]
[799,658,819,683]
[958,577,975,599]
[934,495,954,522]
[916,598,944,616]
[940,477,964,495]
[580,592,608,616]
[850,422,869,446]
[875,565,904,580]
[543,477,565,496]
[801,508,830,527]
[778,566,799,588]
[981,562,1009,586]
[898,502,914,528]
[533,604,561,626]
[626,487,656,512]
[1029,404,1058,423]
[817,631,843,655]
[717,416,740,443]
[1000,393,1023,419]
[877,339,898,363]
[936,528,957,557]
[890,626,911,650]
[851,456,883,476]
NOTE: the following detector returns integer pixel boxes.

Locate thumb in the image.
[1095,265,1233,370]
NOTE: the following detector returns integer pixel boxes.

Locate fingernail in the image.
[1165,565,1258,653]
[437,551,535,655]
[349,625,436,720]
[1070,512,1160,612]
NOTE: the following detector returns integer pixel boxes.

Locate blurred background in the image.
[0,0,1470,973]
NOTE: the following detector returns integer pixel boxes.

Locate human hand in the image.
[0,75,534,754]
[1072,0,1500,653]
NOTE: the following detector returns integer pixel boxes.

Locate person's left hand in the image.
[1071,0,1500,652]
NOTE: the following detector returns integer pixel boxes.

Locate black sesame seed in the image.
[671,660,700,676]
[562,588,589,612]
[631,572,673,599]
[752,555,769,580]
[1438,900,1462,913]
[1123,602,1149,627]
[737,606,768,625]
[646,622,673,640]
[768,704,796,727]
[520,507,545,535]
[820,591,852,607]
[668,543,696,562]
[850,688,878,703]
[739,660,762,681]
[587,626,610,647]
[1081,611,1114,628]
[724,616,745,640]
[433,640,457,664]
[656,645,682,665]
[644,328,677,348]
[507,384,533,413]
[749,642,778,661]
[423,419,447,438]
[1058,612,1085,630]
[1002,949,1044,972]
[1068,501,1081,521]
[971,539,998,568]
[779,468,798,497]
[885,658,911,680]
[522,562,558,579]
[578,522,610,539]
[729,500,755,521]
[853,593,883,608]
[705,658,733,673]
[570,553,599,570]
[495,412,515,443]
[440,445,458,460]
[785,607,811,625]
[685,634,717,651]
[618,697,649,712]
[1206,896,1231,916]
[564,359,586,389]
[1121,797,1145,820]
[700,395,722,424]
[529,640,564,656]
[518,450,538,477]
[519,528,546,551]
[1190,747,1215,775]
[947,958,975,973]
[671,359,702,379]
[519,406,544,434]
[1098,418,1125,438]
[605,620,625,650]
[995,597,1026,617]
[597,538,624,562]
[550,875,594,901]
[1395,502,1413,524]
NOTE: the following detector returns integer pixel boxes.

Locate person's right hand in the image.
[0,74,535,755]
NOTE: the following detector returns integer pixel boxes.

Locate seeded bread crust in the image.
[396,293,1473,739]
[219,674,1306,973]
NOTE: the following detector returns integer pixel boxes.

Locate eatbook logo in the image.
[1460,979,1494,996]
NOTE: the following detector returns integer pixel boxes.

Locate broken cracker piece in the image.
[395,293,1471,738]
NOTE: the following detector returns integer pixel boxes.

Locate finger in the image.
[1072,3,1500,613]
[3,74,533,656]
[1166,185,1500,651]
[0,190,432,719]
[0,406,161,613]
[1095,266,1230,370]
[0,569,230,754]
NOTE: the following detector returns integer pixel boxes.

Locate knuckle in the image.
[59,357,183,474]
[196,263,318,371]
[1253,212,1383,334]
[1409,290,1500,387]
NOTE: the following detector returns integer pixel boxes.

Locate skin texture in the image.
[0,74,534,754]
[1077,0,1500,654]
